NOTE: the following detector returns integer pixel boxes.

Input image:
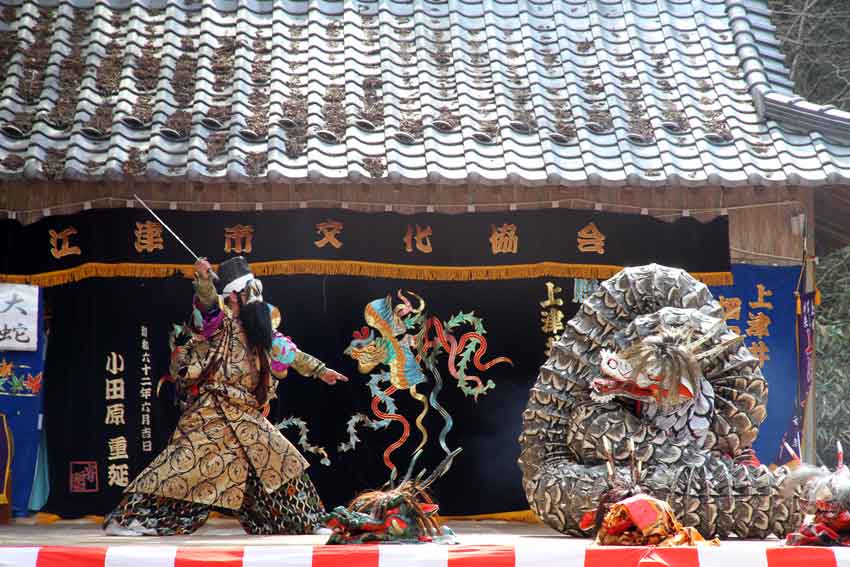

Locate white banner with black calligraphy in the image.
[0,283,38,351]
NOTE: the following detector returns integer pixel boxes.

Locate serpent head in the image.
[345,326,390,374]
[591,328,702,408]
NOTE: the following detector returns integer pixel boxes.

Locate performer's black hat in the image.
[217,256,255,294]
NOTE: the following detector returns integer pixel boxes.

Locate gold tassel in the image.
[0,261,734,288]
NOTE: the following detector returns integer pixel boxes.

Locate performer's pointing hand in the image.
[319,368,349,385]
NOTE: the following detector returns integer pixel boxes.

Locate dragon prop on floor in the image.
[786,442,850,546]
[344,291,511,483]
[323,449,461,544]
[519,264,803,538]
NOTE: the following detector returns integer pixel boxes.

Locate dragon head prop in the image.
[345,325,386,374]
[592,321,742,409]
[344,291,425,375]
[323,449,461,544]
[786,442,850,545]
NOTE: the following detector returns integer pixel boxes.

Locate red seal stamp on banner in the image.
[69,461,99,493]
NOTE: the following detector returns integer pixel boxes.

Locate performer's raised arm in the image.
[192,257,218,312]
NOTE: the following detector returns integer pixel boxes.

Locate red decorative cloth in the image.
[786,522,850,546]
[595,494,719,547]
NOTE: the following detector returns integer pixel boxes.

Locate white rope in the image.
[730,247,804,263]
[1,196,805,219]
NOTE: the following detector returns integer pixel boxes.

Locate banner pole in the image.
[802,256,817,463]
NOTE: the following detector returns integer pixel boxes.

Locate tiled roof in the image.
[0,0,849,187]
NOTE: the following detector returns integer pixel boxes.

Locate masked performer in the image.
[104,256,347,536]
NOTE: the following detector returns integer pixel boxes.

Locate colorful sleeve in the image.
[291,350,327,379]
[169,341,205,386]
[269,332,298,378]
[191,300,225,338]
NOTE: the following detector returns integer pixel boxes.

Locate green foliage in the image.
[815,246,850,464]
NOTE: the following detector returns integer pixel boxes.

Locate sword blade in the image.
[133,194,200,261]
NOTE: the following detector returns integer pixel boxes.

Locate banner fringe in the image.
[0,261,733,287]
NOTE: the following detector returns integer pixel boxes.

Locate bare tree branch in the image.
[769,0,850,112]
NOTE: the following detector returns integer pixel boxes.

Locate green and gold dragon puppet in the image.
[343,290,510,483]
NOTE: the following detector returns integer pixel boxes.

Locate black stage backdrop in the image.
[0,208,731,517]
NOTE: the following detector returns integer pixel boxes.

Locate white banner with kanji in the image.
[0,283,38,351]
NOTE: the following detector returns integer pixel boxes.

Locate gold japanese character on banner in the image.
[142,440,153,452]
[224,224,255,254]
[577,222,606,254]
[718,296,742,321]
[314,220,344,249]
[313,219,343,249]
[104,403,126,426]
[404,225,433,254]
[49,227,82,259]
[105,378,125,401]
[749,340,770,368]
[105,352,124,375]
[490,223,519,254]
[107,463,129,487]
[540,282,565,309]
[107,436,129,461]
[749,284,774,310]
[746,312,772,338]
[540,281,566,348]
[545,336,557,357]
[134,221,164,253]
[540,308,565,335]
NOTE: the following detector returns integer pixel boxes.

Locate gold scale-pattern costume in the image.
[105,275,329,535]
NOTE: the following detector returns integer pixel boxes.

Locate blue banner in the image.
[710,264,800,464]
[0,288,47,515]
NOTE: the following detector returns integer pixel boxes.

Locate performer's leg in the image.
[103,492,211,536]
[237,471,325,535]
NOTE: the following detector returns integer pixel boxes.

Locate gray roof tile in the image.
[1,0,849,186]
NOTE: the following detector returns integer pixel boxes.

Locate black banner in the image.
[1,208,731,284]
[43,275,560,517]
[0,208,732,518]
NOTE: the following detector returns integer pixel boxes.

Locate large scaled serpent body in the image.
[518,264,802,538]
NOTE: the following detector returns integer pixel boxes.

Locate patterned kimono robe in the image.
[125,280,326,511]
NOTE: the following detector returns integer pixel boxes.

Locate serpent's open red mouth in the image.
[592,377,693,401]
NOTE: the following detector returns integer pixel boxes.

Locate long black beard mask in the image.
[238,295,273,351]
